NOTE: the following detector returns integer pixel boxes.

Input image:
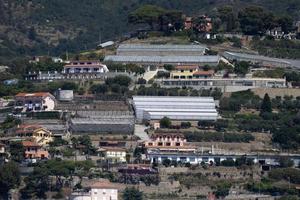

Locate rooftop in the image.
[91,181,118,189]
[193,70,215,76]
[104,55,220,64]
[22,141,40,147]
[118,44,207,51]
[15,92,52,98]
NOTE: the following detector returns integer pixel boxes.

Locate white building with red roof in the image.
[15,92,56,111]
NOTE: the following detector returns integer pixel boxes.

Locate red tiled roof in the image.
[175,65,199,70]
[91,181,118,189]
[15,92,51,98]
[22,141,40,147]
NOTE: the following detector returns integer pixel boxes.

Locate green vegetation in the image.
[251,38,300,59]
[21,159,94,199]
[260,93,272,115]
[0,162,21,198]
[122,187,143,200]
[9,141,25,163]
[185,131,254,143]
[159,117,172,128]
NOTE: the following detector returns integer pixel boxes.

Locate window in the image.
[166,142,171,146]
[148,143,153,146]
[181,70,184,72]
[175,142,180,146]
[158,142,163,146]
[190,70,193,72]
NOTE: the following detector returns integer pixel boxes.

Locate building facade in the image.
[22,141,49,159]
[62,60,109,79]
[15,92,56,111]
[144,132,196,153]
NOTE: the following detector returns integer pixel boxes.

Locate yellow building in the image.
[170,66,215,79]
[170,65,199,79]
[15,124,53,146]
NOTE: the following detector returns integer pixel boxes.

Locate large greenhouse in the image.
[132,96,218,122]
[117,44,207,56]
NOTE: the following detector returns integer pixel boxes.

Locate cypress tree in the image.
[261,93,272,113]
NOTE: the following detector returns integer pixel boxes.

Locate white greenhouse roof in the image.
[104,55,220,64]
[118,44,207,51]
[224,51,291,65]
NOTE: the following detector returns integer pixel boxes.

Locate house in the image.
[170,66,214,79]
[0,143,5,154]
[170,65,199,79]
[266,27,284,39]
[22,141,49,159]
[63,60,108,78]
[15,125,53,146]
[71,181,118,200]
[144,132,196,153]
[98,147,127,163]
[15,92,56,111]
[184,17,193,30]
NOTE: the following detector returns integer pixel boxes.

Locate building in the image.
[184,17,193,30]
[15,92,56,111]
[170,65,214,79]
[97,41,114,48]
[98,147,127,163]
[63,60,109,79]
[0,143,5,154]
[144,132,196,153]
[69,111,135,135]
[132,96,218,122]
[57,90,74,101]
[159,77,287,92]
[22,141,49,159]
[116,44,207,56]
[15,124,53,146]
[104,55,220,66]
[71,181,118,200]
[266,27,284,39]
[223,51,291,68]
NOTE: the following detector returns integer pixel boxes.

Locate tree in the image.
[90,84,108,94]
[162,159,171,167]
[9,141,24,162]
[122,187,143,200]
[234,61,250,75]
[163,64,174,71]
[0,162,21,198]
[159,117,171,128]
[129,5,166,30]
[260,93,272,114]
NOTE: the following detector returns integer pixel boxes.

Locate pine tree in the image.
[260,93,272,113]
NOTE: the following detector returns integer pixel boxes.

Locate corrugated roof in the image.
[118,44,207,51]
[224,51,291,65]
[104,55,220,63]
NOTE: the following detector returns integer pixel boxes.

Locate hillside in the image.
[0,0,299,61]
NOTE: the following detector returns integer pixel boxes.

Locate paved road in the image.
[134,124,149,142]
[143,69,158,81]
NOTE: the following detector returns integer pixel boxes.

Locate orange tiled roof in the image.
[16,124,43,134]
[15,92,51,98]
[193,70,214,76]
[22,141,40,147]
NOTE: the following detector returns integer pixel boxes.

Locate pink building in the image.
[144,132,196,153]
[22,141,49,159]
[15,92,56,111]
